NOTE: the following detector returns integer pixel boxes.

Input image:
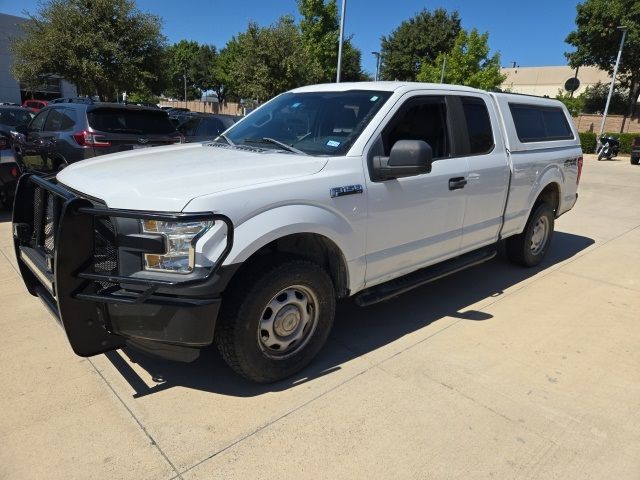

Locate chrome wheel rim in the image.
[530,216,549,256]
[258,285,319,359]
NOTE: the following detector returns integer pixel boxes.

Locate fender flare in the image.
[525,165,563,218]
[201,204,360,268]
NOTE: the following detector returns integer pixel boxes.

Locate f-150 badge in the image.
[330,185,363,198]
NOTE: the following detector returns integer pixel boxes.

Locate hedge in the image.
[579,132,597,154]
[578,132,638,154]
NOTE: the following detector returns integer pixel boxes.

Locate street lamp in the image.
[371,51,381,81]
[598,26,628,143]
[336,0,347,82]
[183,69,187,109]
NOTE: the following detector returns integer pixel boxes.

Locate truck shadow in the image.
[106,231,595,398]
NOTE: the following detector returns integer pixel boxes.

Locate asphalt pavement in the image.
[0,154,638,479]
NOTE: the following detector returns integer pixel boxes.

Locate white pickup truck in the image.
[13,82,582,382]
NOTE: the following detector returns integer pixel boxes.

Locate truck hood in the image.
[56,143,328,211]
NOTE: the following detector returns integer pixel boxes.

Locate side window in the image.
[198,118,225,136]
[461,97,494,154]
[382,97,450,159]
[58,109,76,130]
[178,118,200,136]
[43,108,64,131]
[510,104,573,142]
[29,110,48,132]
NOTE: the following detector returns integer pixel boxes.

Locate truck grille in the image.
[31,185,119,285]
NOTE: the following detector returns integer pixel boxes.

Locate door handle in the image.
[448,177,467,190]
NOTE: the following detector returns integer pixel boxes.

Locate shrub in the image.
[579,132,597,153]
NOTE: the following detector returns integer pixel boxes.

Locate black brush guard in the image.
[12,173,234,357]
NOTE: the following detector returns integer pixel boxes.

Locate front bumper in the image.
[13,173,234,360]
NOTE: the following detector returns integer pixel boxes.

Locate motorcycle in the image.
[597,135,620,161]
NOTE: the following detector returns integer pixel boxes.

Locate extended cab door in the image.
[363,94,469,287]
[454,95,510,252]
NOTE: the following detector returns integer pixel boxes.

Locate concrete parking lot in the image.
[0,154,638,480]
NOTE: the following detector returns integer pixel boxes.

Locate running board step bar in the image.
[354,247,497,307]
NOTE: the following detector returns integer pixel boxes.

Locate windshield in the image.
[222,90,392,155]
[0,108,34,127]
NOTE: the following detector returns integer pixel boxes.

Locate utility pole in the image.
[183,68,187,108]
[336,0,346,83]
[372,51,381,81]
[599,26,627,142]
[440,54,447,83]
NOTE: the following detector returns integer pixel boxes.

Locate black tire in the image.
[215,258,336,383]
[597,150,605,161]
[506,202,555,267]
[631,156,639,165]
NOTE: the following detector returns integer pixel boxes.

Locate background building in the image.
[0,13,76,103]
[500,65,610,98]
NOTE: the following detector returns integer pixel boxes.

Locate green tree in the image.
[164,40,202,100]
[11,0,165,100]
[297,0,366,82]
[556,90,586,116]
[580,81,630,114]
[417,29,505,90]
[565,0,640,129]
[380,8,461,81]
[225,16,309,101]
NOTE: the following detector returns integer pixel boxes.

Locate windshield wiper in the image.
[243,137,307,155]
[219,133,235,146]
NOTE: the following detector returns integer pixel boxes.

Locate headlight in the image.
[141,220,213,273]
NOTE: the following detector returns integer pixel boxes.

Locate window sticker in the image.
[370,96,379,101]
[291,102,301,108]
[326,140,341,147]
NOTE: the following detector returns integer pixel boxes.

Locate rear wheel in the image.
[215,258,336,383]
[506,202,555,267]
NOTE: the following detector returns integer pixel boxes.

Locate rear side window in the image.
[43,108,75,131]
[88,109,176,135]
[509,104,573,142]
[460,97,494,154]
[178,118,200,136]
[198,118,225,136]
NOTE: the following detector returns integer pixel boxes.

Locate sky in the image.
[0,0,580,76]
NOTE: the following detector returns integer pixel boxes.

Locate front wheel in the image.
[632,156,639,165]
[506,202,555,267]
[215,259,336,383]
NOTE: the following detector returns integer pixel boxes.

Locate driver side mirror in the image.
[373,140,433,181]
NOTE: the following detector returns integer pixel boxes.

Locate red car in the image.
[22,99,48,112]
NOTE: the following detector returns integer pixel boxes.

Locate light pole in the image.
[599,26,627,143]
[371,51,381,81]
[440,54,447,83]
[336,0,347,83]
[183,68,187,109]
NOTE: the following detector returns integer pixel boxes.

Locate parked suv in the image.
[0,106,33,208]
[13,98,182,171]
[177,113,240,142]
[631,137,640,165]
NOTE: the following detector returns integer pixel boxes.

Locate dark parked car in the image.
[177,113,240,142]
[631,137,640,165]
[13,98,182,172]
[0,106,33,208]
